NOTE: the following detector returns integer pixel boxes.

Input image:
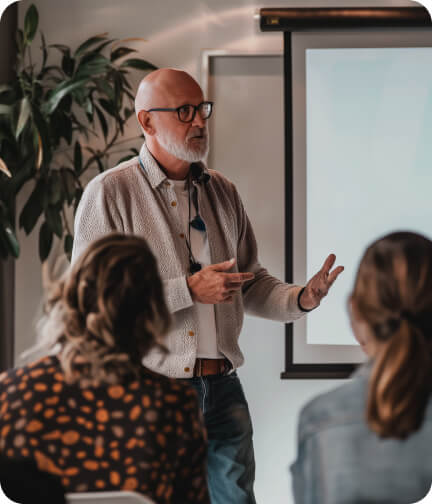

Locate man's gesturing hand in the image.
[187,258,255,304]
[299,253,344,311]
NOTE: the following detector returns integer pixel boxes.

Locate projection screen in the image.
[289,29,432,374]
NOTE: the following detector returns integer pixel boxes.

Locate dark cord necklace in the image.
[186,175,204,274]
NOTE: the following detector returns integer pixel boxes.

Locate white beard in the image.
[156,126,209,162]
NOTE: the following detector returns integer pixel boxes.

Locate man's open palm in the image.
[299,254,344,310]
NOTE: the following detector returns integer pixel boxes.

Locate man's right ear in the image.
[138,110,155,136]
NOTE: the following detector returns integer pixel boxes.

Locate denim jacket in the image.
[291,363,432,504]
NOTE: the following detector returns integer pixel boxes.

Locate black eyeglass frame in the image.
[144,101,214,123]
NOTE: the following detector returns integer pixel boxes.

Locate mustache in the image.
[186,128,208,141]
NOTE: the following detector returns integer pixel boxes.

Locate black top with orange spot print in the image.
[0,356,209,504]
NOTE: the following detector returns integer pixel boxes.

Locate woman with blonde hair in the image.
[291,231,432,504]
[0,233,209,504]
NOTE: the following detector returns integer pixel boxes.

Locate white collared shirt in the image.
[170,178,223,359]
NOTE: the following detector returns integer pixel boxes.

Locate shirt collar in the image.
[138,142,211,189]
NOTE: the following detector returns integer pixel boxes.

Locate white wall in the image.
[15,0,415,502]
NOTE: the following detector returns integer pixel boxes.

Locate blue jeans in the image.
[186,372,256,504]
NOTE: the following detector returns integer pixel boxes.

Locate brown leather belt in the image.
[193,358,229,377]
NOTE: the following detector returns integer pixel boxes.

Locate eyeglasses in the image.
[145,101,214,123]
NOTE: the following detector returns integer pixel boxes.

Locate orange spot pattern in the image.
[96,409,109,423]
[108,386,125,399]
[26,420,43,433]
[62,431,80,445]
[0,355,209,504]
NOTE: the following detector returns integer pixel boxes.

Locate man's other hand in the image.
[187,258,255,304]
[300,254,344,311]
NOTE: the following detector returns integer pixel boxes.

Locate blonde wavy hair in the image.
[42,233,170,386]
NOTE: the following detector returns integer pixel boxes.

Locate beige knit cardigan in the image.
[72,143,304,378]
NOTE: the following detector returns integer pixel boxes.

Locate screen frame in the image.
[273,7,432,379]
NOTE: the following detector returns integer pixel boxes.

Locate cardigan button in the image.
[184,367,190,373]
[188,331,195,337]
[171,201,177,207]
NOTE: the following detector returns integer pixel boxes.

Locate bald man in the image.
[72,68,343,504]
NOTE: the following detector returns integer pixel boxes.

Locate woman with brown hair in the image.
[0,233,209,504]
[291,231,432,504]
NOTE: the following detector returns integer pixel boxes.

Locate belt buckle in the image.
[194,358,231,377]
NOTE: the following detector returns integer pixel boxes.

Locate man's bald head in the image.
[135,68,209,165]
[135,69,203,119]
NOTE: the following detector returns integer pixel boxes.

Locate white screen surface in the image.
[305,47,432,345]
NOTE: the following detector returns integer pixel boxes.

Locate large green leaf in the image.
[5,155,34,196]
[122,107,134,120]
[16,97,31,139]
[39,221,53,262]
[99,98,116,117]
[113,72,123,108]
[95,106,108,139]
[75,55,110,79]
[60,114,73,144]
[49,44,70,56]
[19,179,45,234]
[120,59,157,71]
[32,81,43,102]
[91,39,115,55]
[24,4,39,44]
[31,106,52,165]
[110,47,137,62]
[16,29,25,55]
[95,156,105,173]
[71,87,89,107]
[71,118,91,139]
[118,71,133,91]
[42,79,89,115]
[73,188,83,214]
[85,97,94,122]
[124,89,135,102]
[75,35,108,57]
[48,171,63,205]
[60,168,76,204]
[35,132,43,170]
[62,52,75,77]
[94,79,115,101]
[37,65,64,81]
[40,32,48,69]
[74,141,82,174]
[50,110,71,146]
[45,206,63,238]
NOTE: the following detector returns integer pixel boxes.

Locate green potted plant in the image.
[0,3,156,261]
